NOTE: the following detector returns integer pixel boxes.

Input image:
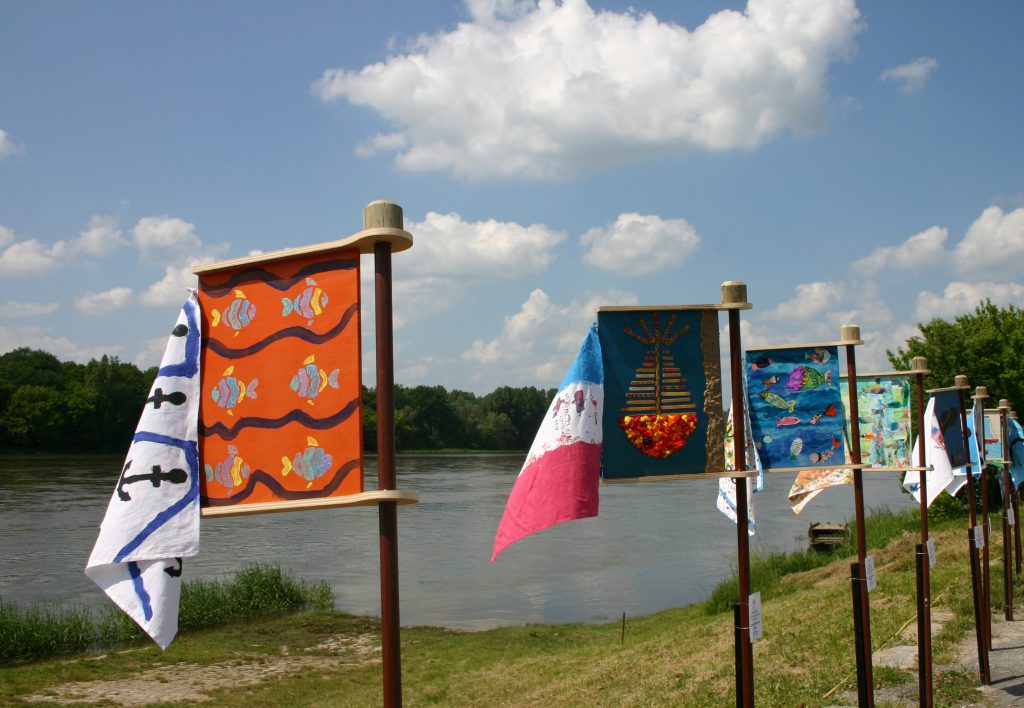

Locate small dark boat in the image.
[808,522,850,552]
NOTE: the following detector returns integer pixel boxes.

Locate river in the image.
[0,453,914,630]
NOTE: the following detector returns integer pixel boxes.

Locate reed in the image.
[0,564,333,664]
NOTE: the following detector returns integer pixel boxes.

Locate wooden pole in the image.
[843,324,873,707]
[974,388,992,651]
[912,357,933,707]
[723,280,754,708]
[956,376,990,685]
[999,401,1014,621]
[370,199,404,708]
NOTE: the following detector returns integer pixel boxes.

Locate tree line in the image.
[0,347,554,454]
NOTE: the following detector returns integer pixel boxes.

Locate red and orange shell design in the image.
[619,413,698,459]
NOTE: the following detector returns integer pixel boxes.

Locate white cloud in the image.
[0,301,58,317]
[881,56,938,94]
[140,264,199,306]
[581,213,701,275]
[915,281,1024,321]
[952,206,1024,280]
[0,236,66,276]
[314,0,861,180]
[462,287,638,386]
[406,211,565,279]
[0,225,13,247]
[760,281,845,322]
[73,214,126,257]
[0,326,119,362]
[853,225,949,272]
[0,129,25,160]
[75,287,135,315]
[132,215,203,265]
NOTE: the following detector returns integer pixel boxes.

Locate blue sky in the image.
[2,0,1023,393]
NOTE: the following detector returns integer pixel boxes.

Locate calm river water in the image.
[0,454,914,630]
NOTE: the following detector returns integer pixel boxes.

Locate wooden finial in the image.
[840,324,860,342]
[974,386,989,400]
[721,280,747,305]
[364,200,404,230]
[954,374,970,388]
[999,399,1012,410]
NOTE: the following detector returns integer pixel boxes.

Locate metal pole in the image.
[912,358,932,707]
[843,325,873,707]
[723,281,754,708]
[975,389,992,651]
[850,563,868,708]
[956,377,990,685]
[371,201,403,708]
[999,401,1013,621]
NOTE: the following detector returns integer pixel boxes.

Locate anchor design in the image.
[147,387,187,409]
[117,460,189,501]
[164,558,183,577]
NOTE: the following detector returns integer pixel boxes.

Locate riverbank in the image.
[3,511,1019,706]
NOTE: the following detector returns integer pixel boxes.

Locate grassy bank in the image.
[0,564,333,664]
[2,509,1019,706]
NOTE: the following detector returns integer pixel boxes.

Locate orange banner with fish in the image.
[197,250,363,509]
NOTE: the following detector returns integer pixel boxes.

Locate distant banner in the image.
[854,375,912,469]
[984,410,1005,462]
[598,308,724,480]
[197,251,363,509]
[931,389,967,470]
[788,468,854,515]
[745,345,845,472]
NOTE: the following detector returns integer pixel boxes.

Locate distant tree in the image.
[482,386,554,450]
[888,300,1024,410]
[1,385,69,450]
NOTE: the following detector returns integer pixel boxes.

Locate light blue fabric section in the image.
[1009,418,1024,488]
[559,324,603,389]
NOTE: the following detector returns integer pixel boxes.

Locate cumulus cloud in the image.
[313,0,861,180]
[0,215,131,276]
[881,56,938,94]
[760,281,845,322]
[915,281,1024,321]
[132,215,204,265]
[0,234,66,276]
[853,225,949,272]
[581,213,700,275]
[75,287,135,315]
[0,226,12,247]
[0,301,58,317]
[952,206,1024,280]
[73,214,126,257]
[0,326,119,362]
[140,265,200,307]
[463,287,638,385]
[0,129,25,160]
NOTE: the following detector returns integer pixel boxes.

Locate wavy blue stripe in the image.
[158,297,200,379]
[127,562,153,621]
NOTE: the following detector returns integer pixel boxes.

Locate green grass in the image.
[0,564,333,665]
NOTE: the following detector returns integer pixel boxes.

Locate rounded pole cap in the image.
[720,280,747,305]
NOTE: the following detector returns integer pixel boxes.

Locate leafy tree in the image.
[482,386,554,450]
[888,300,1024,410]
[1,385,69,450]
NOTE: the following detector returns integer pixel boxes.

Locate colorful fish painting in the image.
[789,437,804,460]
[762,375,781,388]
[750,357,773,371]
[281,436,333,486]
[776,416,801,427]
[282,278,329,325]
[761,391,796,412]
[805,348,831,364]
[786,366,832,392]
[211,290,256,335]
[210,365,258,415]
[290,355,340,403]
[809,438,842,463]
[851,375,912,469]
[809,404,837,424]
[204,444,250,489]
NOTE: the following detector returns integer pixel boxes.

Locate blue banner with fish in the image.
[744,345,846,472]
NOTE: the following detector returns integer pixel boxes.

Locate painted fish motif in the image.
[282,277,329,324]
[204,444,250,489]
[281,435,333,486]
[809,404,838,424]
[212,289,256,335]
[210,365,258,415]
[750,357,773,371]
[761,390,796,413]
[805,348,831,364]
[290,355,340,402]
[776,416,801,427]
[761,434,774,445]
[785,365,832,392]
[762,375,781,388]
[809,438,842,463]
[789,437,804,460]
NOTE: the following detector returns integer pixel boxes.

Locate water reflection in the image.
[0,454,914,630]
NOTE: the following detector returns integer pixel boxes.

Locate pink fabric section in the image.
[491,441,601,562]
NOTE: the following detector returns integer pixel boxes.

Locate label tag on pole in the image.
[865,554,877,592]
[927,538,937,568]
[749,591,763,641]
[974,525,985,549]
[989,518,994,536]
[1009,507,1016,527]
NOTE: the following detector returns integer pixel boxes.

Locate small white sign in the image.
[1009,507,1016,527]
[974,525,985,549]
[989,518,994,536]
[927,538,937,568]
[865,554,877,593]
[749,591,763,642]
